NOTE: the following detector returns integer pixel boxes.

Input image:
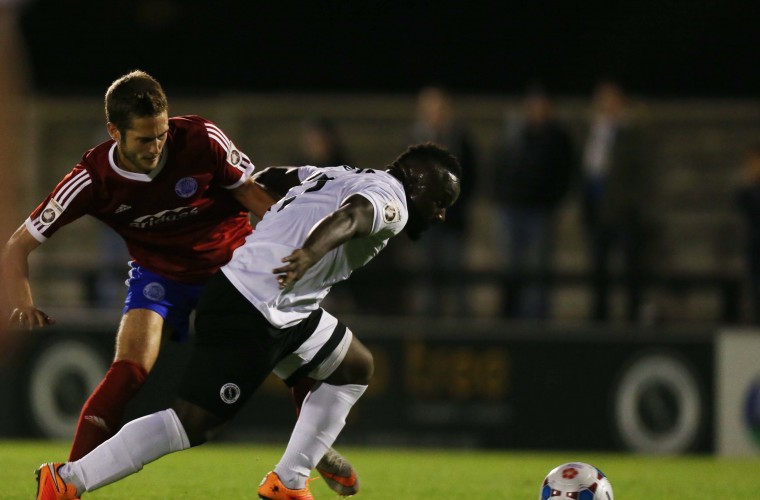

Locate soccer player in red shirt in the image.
[1,70,358,496]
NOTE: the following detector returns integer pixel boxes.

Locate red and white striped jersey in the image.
[25,115,256,283]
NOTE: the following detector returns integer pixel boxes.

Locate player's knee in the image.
[114,348,157,374]
[331,341,374,385]
[353,346,374,384]
[172,399,226,447]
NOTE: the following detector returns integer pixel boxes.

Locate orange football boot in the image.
[257,471,314,500]
[316,448,359,496]
[35,463,79,500]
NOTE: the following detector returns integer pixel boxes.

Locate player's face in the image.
[405,171,460,240]
[110,112,169,174]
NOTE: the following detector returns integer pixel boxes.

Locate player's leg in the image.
[47,406,192,497]
[267,315,372,495]
[46,277,277,497]
[37,271,278,497]
[52,397,234,497]
[288,374,361,496]
[68,263,203,461]
[68,308,162,460]
[322,333,374,385]
[290,376,315,416]
[286,335,363,495]
[47,336,262,497]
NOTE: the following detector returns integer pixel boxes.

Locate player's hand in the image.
[9,306,55,330]
[273,248,318,289]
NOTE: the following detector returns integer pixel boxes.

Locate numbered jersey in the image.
[222,165,407,327]
[25,115,255,283]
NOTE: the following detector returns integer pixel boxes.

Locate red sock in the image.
[291,377,317,416]
[68,359,148,461]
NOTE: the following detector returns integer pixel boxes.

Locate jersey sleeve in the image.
[203,119,256,189]
[25,166,94,242]
[351,180,407,238]
[297,165,320,182]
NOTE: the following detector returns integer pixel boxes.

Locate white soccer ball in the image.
[539,462,614,500]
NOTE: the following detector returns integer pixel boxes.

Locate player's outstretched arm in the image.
[253,166,302,200]
[231,177,279,219]
[273,194,374,288]
[0,224,54,330]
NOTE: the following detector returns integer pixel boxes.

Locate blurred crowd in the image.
[185,80,748,326]
[286,81,658,323]
[283,82,760,326]
[395,81,655,323]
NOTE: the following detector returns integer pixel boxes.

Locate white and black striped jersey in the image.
[222,165,407,327]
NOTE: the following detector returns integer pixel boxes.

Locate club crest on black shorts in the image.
[219,383,241,404]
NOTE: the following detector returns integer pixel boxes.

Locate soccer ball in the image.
[539,462,614,500]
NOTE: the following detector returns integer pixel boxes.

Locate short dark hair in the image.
[104,70,168,133]
[391,142,462,180]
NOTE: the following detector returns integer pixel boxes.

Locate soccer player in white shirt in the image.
[35,143,461,500]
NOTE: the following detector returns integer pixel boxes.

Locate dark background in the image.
[18,0,759,97]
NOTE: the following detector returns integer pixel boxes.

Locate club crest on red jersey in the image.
[175,177,198,198]
[228,148,242,166]
[39,199,64,226]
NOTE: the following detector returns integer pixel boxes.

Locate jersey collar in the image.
[108,143,168,181]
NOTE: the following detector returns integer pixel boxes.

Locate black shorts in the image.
[177,272,348,420]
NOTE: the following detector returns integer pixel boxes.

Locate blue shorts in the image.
[123,262,206,341]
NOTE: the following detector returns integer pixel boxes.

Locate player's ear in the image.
[106,122,120,142]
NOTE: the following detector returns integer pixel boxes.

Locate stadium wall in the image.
[4,319,759,456]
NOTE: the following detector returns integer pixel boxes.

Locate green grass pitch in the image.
[3,440,759,498]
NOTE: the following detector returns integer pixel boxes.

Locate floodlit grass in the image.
[3,440,759,499]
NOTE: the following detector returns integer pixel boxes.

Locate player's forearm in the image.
[272,209,364,288]
[301,209,363,261]
[273,195,375,288]
[303,196,374,259]
[2,235,55,328]
[0,246,34,309]
[233,180,278,219]
[253,166,301,199]
[1,227,40,310]
[8,276,34,310]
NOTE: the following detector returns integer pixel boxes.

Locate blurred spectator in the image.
[406,84,479,315]
[580,80,652,322]
[735,145,760,323]
[491,86,576,319]
[295,116,350,167]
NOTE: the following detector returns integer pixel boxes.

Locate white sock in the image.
[274,383,367,489]
[60,409,190,493]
